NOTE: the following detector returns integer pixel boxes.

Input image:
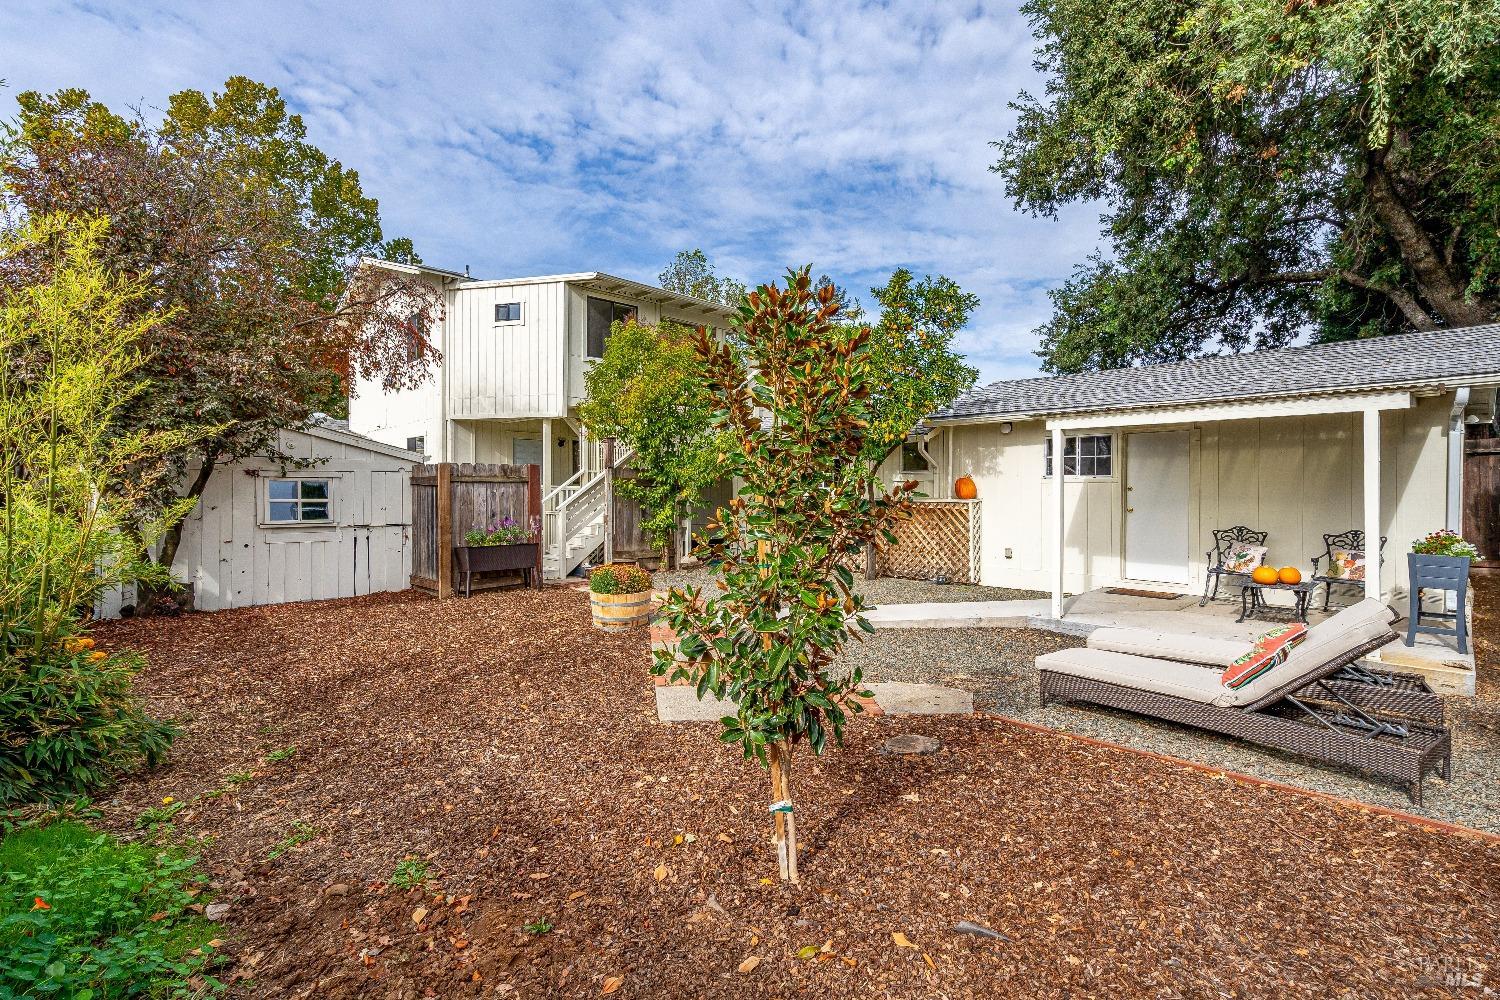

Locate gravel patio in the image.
[90,586,1499,998]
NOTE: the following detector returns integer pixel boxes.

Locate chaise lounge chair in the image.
[1037,600,1452,803]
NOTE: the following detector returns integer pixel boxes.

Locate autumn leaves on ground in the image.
[95,588,1499,999]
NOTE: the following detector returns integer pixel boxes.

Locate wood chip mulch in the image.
[93,588,1500,999]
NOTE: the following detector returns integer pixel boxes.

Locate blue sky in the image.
[1,1,1106,384]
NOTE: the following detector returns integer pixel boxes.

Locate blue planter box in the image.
[1405,553,1471,653]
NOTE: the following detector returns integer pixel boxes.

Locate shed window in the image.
[586,296,637,358]
[266,478,333,523]
[900,442,932,473]
[494,302,522,323]
[1044,434,1112,478]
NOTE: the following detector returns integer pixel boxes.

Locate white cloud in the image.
[0,0,1106,383]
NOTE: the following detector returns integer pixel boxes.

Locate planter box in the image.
[1405,553,1471,653]
[591,590,653,631]
[455,543,538,596]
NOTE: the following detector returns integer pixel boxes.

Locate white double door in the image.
[1123,431,1190,585]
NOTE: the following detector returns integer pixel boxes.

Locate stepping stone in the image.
[871,682,973,716]
[880,734,941,755]
[655,686,737,723]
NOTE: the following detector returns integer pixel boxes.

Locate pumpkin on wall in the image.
[954,475,977,500]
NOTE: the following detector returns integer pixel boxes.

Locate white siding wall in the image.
[348,271,448,456]
[933,393,1453,596]
[565,286,664,404]
[448,281,569,419]
[164,429,413,612]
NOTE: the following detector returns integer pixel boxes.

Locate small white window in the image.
[494,302,522,323]
[900,442,932,473]
[265,478,334,523]
[1044,434,1113,478]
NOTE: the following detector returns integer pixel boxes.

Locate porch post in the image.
[1051,425,1066,618]
[541,417,554,490]
[1362,407,1382,602]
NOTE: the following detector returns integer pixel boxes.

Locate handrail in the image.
[542,468,587,510]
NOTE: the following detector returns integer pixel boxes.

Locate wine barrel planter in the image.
[590,590,653,631]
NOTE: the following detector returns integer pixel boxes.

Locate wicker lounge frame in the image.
[1040,633,1452,803]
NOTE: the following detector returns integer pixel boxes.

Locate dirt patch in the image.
[94,589,1500,998]
[1474,570,1498,699]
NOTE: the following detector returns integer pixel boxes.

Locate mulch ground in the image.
[94,588,1500,999]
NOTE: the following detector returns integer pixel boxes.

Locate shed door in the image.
[1124,431,1190,585]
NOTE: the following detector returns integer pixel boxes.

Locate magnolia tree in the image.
[653,268,916,882]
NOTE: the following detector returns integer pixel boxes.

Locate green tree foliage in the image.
[863,268,979,461]
[579,320,725,560]
[653,268,917,881]
[658,248,749,308]
[1,77,442,569]
[1,214,188,802]
[994,0,1500,373]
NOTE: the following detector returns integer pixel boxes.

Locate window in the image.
[1044,434,1112,477]
[402,312,426,363]
[494,302,522,323]
[900,441,932,473]
[586,296,637,358]
[406,435,425,454]
[265,478,333,523]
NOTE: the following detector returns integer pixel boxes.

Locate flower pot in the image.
[454,543,538,596]
[590,590,653,631]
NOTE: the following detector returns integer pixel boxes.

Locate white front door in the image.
[1124,431,1190,585]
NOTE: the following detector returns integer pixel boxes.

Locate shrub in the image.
[589,563,653,595]
[1,627,177,804]
[0,820,225,997]
[464,514,540,547]
[388,858,430,890]
[1411,529,1480,558]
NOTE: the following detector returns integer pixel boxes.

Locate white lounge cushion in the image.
[1037,647,1237,706]
[1222,599,1398,707]
[1087,628,1249,667]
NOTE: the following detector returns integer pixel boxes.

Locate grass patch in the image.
[0,820,224,997]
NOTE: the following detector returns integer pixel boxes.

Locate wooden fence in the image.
[411,463,541,597]
[876,499,982,584]
[1465,429,1499,568]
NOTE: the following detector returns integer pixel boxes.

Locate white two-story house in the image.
[348,259,737,577]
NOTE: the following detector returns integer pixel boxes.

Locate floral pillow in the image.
[1222,544,1268,574]
[1327,549,1365,582]
[1221,624,1308,689]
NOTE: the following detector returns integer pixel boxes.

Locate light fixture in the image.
[1000,422,1013,434]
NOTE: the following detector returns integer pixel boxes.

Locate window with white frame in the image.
[900,441,932,473]
[265,478,333,523]
[494,302,522,323]
[1044,434,1113,477]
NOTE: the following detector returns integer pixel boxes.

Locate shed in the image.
[104,419,422,616]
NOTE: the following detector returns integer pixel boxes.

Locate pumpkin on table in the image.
[1277,566,1302,585]
[1251,565,1280,585]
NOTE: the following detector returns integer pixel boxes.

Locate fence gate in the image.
[410,463,540,597]
[1465,429,1500,567]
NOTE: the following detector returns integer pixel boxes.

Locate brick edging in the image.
[988,714,1500,845]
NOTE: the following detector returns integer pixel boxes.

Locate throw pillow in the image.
[1221,623,1309,689]
[1222,544,1268,575]
[1328,549,1366,582]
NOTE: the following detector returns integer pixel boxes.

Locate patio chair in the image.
[1310,530,1388,612]
[1038,600,1452,803]
[1200,526,1268,607]
[1083,624,1444,724]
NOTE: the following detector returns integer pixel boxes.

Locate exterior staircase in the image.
[541,445,633,580]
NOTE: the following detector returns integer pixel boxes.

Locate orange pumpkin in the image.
[1251,565,1280,585]
[1277,566,1302,585]
[954,474,977,500]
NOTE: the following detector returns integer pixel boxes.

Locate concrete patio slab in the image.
[655,681,974,722]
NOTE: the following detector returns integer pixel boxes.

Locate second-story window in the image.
[494,302,522,323]
[587,296,637,358]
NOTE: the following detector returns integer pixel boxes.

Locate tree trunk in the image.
[1365,151,1493,328]
[767,741,799,883]
[155,453,217,573]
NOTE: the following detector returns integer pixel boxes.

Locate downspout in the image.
[916,428,942,493]
[1447,388,1471,533]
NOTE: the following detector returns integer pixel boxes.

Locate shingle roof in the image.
[930,324,1500,422]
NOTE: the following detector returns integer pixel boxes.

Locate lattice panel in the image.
[877,500,980,584]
